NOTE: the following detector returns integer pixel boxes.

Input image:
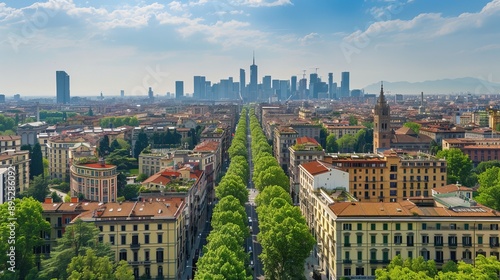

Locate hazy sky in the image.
[1,0,499,97]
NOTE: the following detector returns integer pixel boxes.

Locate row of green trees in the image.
[99,116,140,128]
[249,108,315,280]
[195,108,252,279]
[375,254,500,279]
[325,128,374,153]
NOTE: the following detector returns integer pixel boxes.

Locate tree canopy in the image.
[436,148,474,186]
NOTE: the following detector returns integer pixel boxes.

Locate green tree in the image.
[337,134,357,152]
[255,185,292,207]
[136,173,149,182]
[319,126,328,149]
[98,135,110,157]
[195,245,251,280]
[51,191,62,202]
[118,184,140,200]
[0,197,51,280]
[0,114,16,132]
[349,115,358,125]
[216,174,249,205]
[31,142,44,179]
[39,219,113,280]
[25,174,49,202]
[430,140,442,155]
[326,133,339,153]
[66,248,134,280]
[404,122,422,134]
[87,107,94,116]
[255,166,289,192]
[441,260,458,273]
[474,160,500,175]
[133,131,149,159]
[436,148,473,186]
[110,139,121,152]
[476,166,500,210]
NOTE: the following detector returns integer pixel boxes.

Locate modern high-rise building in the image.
[328,73,334,99]
[56,71,70,104]
[290,76,297,99]
[148,87,154,100]
[193,76,206,99]
[239,69,246,100]
[175,81,184,99]
[341,71,350,98]
[120,90,124,98]
[249,52,258,101]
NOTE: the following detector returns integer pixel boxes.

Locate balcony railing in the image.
[130,243,141,249]
[343,259,352,264]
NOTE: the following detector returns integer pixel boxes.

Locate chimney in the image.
[44,197,53,204]
[70,197,79,203]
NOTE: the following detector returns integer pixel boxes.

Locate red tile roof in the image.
[300,160,330,175]
[296,136,320,146]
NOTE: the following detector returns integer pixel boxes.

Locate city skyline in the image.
[1,0,499,97]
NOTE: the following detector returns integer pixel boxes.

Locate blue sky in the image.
[0,0,498,97]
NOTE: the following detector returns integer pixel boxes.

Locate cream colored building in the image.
[0,149,30,193]
[139,152,174,176]
[47,135,96,180]
[0,135,21,153]
[42,197,187,279]
[323,150,447,202]
[299,171,500,280]
[70,160,118,203]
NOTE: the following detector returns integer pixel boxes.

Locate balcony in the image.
[490,243,500,248]
[344,243,351,247]
[343,259,352,264]
[130,243,141,249]
[370,260,390,264]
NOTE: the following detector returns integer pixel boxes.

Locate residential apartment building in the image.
[0,149,30,194]
[139,152,175,176]
[299,175,500,280]
[419,124,465,145]
[274,126,299,174]
[0,135,21,153]
[42,197,187,279]
[325,125,366,140]
[442,138,500,166]
[323,150,447,202]
[48,135,97,180]
[70,159,118,203]
[289,137,325,204]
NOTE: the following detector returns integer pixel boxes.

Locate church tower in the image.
[373,82,392,153]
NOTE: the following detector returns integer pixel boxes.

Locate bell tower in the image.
[373,82,392,153]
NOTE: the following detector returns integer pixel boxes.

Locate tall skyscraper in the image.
[249,52,258,101]
[120,90,124,98]
[148,87,154,100]
[175,81,184,99]
[341,71,350,98]
[239,69,246,100]
[290,76,297,100]
[56,71,70,104]
[328,73,334,99]
[193,76,206,99]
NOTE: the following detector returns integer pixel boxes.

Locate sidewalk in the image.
[181,233,203,280]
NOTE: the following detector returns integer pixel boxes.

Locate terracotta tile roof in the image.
[395,126,417,136]
[194,140,220,152]
[296,136,320,146]
[82,163,116,169]
[433,184,472,194]
[0,135,21,141]
[300,160,330,176]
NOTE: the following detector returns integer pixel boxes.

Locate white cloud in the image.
[228,0,292,7]
[298,32,320,45]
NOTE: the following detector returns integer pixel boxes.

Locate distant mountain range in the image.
[363,77,500,95]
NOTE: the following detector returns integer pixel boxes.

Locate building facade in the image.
[0,149,30,194]
[0,135,21,153]
[274,126,299,174]
[56,70,70,104]
[373,84,391,153]
[70,160,118,203]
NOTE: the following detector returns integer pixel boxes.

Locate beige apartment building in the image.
[48,135,97,180]
[0,149,30,193]
[0,135,21,153]
[323,150,447,202]
[298,163,500,280]
[42,197,187,279]
[70,160,118,203]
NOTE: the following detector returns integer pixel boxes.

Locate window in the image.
[357,223,362,230]
[450,223,456,230]
[490,224,499,230]
[383,235,388,245]
[145,250,150,261]
[434,235,443,246]
[370,251,377,261]
[99,226,103,232]
[478,236,483,245]
[357,251,362,261]
[121,225,126,231]
[156,249,164,263]
[121,235,126,245]
[344,235,351,247]
[394,235,402,244]
[422,235,429,244]
[422,223,427,230]
[145,224,149,231]
[371,224,376,230]
[371,235,376,244]
[464,224,469,230]
[345,251,350,260]
[119,251,127,261]
[357,235,363,245]
[344,268,351,276]
[449,236,457,246]
[436,223,441,230]
[158,223,162,230]
[382,251,389,262]
[110,235,115,245]
[145,235,150,244]
[383,224,388,231]
[490,237,499,247]
[436,251,444,263]
[355,267,364,276]
[110,225,115,232]
[396,223,401,231]
[408,251,413,259]
[343,224,352,230]
[407,235,414,246]
[133,225,138,231]
[158,234,163,243]
[478,224,483,230]
[463,236,472,246]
